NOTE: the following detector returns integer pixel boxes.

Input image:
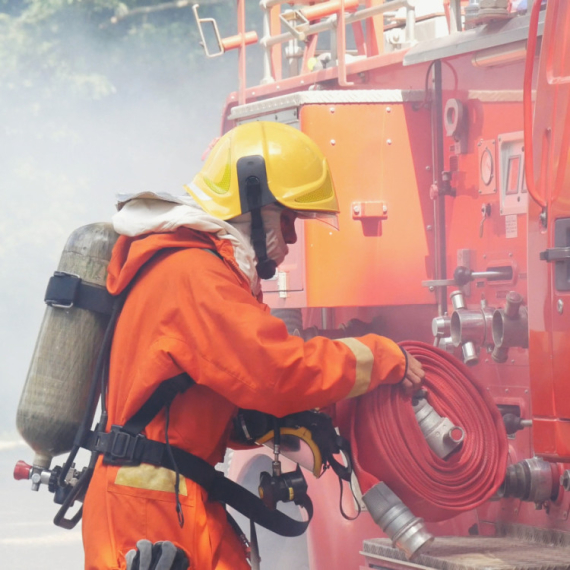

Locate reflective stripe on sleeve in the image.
[115,464,188,495]
[338,337,374,398]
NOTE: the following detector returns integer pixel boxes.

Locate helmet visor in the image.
[295,210,339,230]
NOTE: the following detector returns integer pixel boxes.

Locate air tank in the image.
[16,223,118,470]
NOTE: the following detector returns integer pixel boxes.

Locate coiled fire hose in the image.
[337,341,508,522]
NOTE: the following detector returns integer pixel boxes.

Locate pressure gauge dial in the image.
[480,147,494,186]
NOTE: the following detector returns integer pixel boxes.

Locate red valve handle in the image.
[14,460,32,481]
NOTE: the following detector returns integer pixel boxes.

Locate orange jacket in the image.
[82,227,406,570]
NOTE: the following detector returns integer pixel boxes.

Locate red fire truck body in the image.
[194,1,570,568]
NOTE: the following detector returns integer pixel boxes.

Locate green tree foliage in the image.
[0,0,232,103]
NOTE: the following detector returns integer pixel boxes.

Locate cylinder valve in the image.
[13,460,32,481]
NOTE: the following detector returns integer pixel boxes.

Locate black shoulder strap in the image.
[122,374,194,436]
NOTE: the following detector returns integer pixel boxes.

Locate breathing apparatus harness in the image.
[49,252,357,541]
[38,166,357,541]
[49,289,311,537]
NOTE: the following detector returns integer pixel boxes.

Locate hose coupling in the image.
[412,392,465,459]
[495,457,559,503]
[362,482,434,560]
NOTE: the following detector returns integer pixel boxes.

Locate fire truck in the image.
[191,0,570,568]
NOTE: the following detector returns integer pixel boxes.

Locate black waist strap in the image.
[85,373,311,537]
[209,471,312,538]
[86,427,312,537]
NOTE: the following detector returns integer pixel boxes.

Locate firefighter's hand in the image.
[401,350,425,394]
[125,540,190,570]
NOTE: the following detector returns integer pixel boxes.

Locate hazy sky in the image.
[2,6,301,569]
[0,10,269,566]
[0,36,241,442]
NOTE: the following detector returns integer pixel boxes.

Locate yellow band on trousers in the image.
[115,464,188,495]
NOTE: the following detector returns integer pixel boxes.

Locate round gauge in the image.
[480,147,494,186]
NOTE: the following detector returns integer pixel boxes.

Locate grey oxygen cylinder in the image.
[16,223,119,471]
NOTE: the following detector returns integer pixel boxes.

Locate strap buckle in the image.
[45,271,81,309]
[102,426,147,467]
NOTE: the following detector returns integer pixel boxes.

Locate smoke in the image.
[0,6,252,438]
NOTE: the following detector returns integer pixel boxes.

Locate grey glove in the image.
[125,540,190,570]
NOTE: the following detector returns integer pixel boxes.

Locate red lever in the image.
[14,460,32,481]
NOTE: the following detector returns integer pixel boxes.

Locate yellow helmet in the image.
[184,121,339,220]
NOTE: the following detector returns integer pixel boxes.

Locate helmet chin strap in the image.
[246,176,277,280]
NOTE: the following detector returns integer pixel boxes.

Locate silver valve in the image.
[14,459,85,500]
[14,460,33,482]
[412,391,465,460]
[14,460,53,491]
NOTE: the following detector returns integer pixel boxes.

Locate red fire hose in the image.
[337,341,508,522]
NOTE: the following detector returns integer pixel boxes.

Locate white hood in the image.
[113,192,261,295]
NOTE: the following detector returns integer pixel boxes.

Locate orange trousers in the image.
[82,459,249,570]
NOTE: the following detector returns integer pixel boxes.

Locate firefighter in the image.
[81,121,424,570]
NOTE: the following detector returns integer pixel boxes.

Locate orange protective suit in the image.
[82,227,406,570]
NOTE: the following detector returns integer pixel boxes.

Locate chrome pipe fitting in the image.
[30,467,52,492]
[492,310,528,347]
[432,315,451,339]
[492,292,528,363]
[362,482,434,560]
[450,306,493,347]
[504,291,524,318]
[449,291,494,366]
[461,341,478,365]
[434,336,456,354]
[450,309,491,346]
[491,345,509,363]
[412,393,465,459]
[450,290,466,311]
[449,291,478,364]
